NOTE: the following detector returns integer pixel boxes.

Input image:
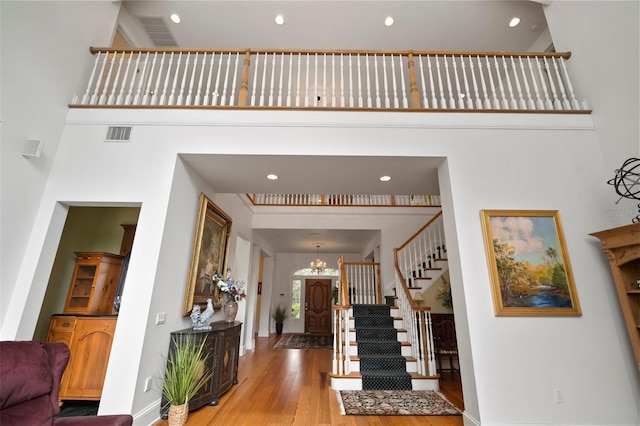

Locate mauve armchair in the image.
[0,340,133,426]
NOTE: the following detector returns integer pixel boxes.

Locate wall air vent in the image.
[137,16,178,47]
[105,126,132,143]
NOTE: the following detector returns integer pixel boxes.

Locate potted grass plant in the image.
[271,306,288,335]
[162,334,213,426]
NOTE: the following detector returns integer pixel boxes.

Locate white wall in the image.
[0,0,120,330]
[1,2,639,426]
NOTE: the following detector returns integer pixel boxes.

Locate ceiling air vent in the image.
[138,16,178,47]
[105,126,132,143]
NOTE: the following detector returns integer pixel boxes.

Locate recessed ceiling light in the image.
[267,174,279,180]
[384,16,395,27]
[509,17,520,28]
[275,15,285,25]
[170,13,181,24]
[379,175,391,182]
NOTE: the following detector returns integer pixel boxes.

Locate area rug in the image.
[337,390,462,416]
[273,333,333,349]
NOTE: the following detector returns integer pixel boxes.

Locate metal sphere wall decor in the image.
[607,157,640,223]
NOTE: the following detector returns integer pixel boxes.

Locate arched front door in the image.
[304,278,332,334]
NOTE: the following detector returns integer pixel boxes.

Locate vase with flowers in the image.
[214,268,246,322]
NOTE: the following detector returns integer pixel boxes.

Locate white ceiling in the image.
[121,1,549,256]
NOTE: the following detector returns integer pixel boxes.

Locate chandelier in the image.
[310,245,327,274]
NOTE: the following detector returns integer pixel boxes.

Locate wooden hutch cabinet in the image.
[63,252,123,314]
[46,251,123,400]
[590,223,640,370]
[161,321,242,418]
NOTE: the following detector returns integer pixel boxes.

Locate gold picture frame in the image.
[480,210,581,316]
[183,193,232,316]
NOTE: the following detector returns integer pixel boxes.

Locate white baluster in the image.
[322,53,326,106]
[269,52,276,107]
[435,55,446,108]
[508,56,525,109]
[374,54,382,108]
[559,57,580,110]
[471,56,486,109]
[251,52,260,106]
[357,54,363,107]
[399,54,408,108]
[260,52,267,106]
[133,52,150,105]
[331,54,336,107]
[91,52,108,104]
[348,54,354,107]
[452,55,464,108]
[314,53,318,106]
[278,52,284,107]
[229,52,240,106]
[390,55,399,108]
[296,53,301,107]
[107,52,124,105]
[220,52,231,106]
[305,53,310,106]
[177,52,190,105]
[528,57,545,109]
[443,56,456,108]
[460,55,474,109]
[493,56,509,109]
[518,56,535,109]
[159,52,174,105]
[195,53,206,106]
[203,52,215,106]
[365,54,372,107]
[116,52,133,105]
[142,52,159,105]
[543,57,561,110]
[98,51,117,105]
[287,53,293,107]
[185,52,198,105]
[151,52,166,105]
[169,52,181,105]
[418,55,428,108]
[501,56,517,109]
[124,53,141,105]
[469,55,482,109]
[485,56,500,109]
[552,57,571,109]
[340,54,345,107]
[212,52,223,106]
[382,54,390,108]
[427,55,437,108]
[82,51,101,104]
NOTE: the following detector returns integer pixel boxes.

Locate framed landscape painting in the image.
[183,193,232,316]
[480,210,581,316]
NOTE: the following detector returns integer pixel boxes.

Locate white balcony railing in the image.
[248,193,441,207]
[72,47,590,113]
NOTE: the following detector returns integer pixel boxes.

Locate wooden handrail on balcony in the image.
[73,47,590,113]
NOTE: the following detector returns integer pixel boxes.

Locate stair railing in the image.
[333,257,382,375]
[392,211,445,376]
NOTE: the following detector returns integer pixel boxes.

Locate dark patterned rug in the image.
[338,390,462,416]
[273,333,333,349]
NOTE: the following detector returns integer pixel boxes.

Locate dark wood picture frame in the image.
[183,193,232,316]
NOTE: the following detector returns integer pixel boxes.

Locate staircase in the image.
[330,303,439,391]
[352,304,413,390]
[330,212,446,391]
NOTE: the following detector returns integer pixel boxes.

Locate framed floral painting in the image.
[480,210,581,316]
[183,193,232,316]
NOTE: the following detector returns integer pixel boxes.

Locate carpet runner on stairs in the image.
[352,304,412,390]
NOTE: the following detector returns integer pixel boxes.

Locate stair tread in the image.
[351,341,410,346]
[329,372,440,379]
[351,355,417,362]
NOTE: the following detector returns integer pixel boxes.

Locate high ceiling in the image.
[120,1,550,255]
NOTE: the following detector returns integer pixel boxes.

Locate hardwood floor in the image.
[155,334,464,425]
